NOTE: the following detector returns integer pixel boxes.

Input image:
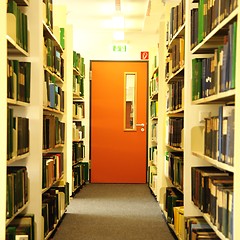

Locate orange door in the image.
[90,61,148,183]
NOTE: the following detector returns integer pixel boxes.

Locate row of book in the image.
[43,115,65,150]
[149,146,157,166]
[166,0,185,42]
[73,102,84,119]
[165,187,221,239]
[43,0,53,31]
[72,141,85,164]
[43,70,65,112]
[6,214,34,240]
[73,51,85,77]
[7,0,29,51]
[191,166,233,239]
[186,217,221,240]
[73,74,84,97]
[148,166,157,195]
[167,117,183,148]
[7,108,29,160]
[165,187,183,225]
[150,100,158,118]
[168,37,185,75]
[173,205,184,239]
[72,162,89,193]
[204,105,234,166]
[73,122,85,141]
[166,79,184,112]
[7,166,28,219]
[42,152,64,189]
[192,21,237,100]
[7,60,31,103]
[53,26,65,50]
[191,0,237,49]
[149,69,158,97]
[42,181,69,238]
[150,122,158,143]
[43,38,64,79]
[168,152,184,191]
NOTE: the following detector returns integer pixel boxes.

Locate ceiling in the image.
[53,0,166,35]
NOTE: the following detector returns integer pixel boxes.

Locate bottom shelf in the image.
[42,181,70,239]
[160,206,184,240]
[44,211,66,240]
[149,185,157,197]
[203,213,230,240]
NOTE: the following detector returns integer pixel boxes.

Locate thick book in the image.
[191,166,229,212]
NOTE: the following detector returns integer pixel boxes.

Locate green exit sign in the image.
[113,44,127,52]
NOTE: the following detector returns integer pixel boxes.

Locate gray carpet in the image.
[51,183,176,240]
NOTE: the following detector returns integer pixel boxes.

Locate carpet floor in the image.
[51,183,176,240]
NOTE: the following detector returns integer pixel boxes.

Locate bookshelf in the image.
[187,0,238,239]
[72,51,88,195]
[5,0,36,239]
[148,50,159,196]
[152,1,186,238]
[0,1,7,238]
[155,0,240,239]
[41,3,73,239]
[1,1,75,239]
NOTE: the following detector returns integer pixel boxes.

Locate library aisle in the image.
[51,184,176,240]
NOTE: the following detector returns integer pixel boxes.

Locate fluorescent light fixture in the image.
[113,31,124,40]
[112,15,124,29]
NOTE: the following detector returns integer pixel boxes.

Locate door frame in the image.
[89,60,149,183]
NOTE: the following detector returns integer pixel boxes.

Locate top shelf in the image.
[14,0,29,6]
[192,89,235,105]
[151,67,158,78]
[166,65,184,84]
[43,21,64,53]
[191,8,238,54]
[7,35,29,57]
[167,23,185,49]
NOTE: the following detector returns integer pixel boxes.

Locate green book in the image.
[13,60,20,101]
[192,59,202,100]
[230,21,237,89]
[7,174,15,218]
[6,226,16,240]
[7,0,18,43]
[24,62,31,103]
[198,0,204,43]
[60,27,65,49]
[80,77,84,97]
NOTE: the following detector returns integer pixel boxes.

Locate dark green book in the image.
[6,226,16,240]
[198,0,204,43]
[60,27,65,49]
[230,21,237,89]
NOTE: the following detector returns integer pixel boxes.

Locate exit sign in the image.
[113,44,127,52]
[141,51,149,60]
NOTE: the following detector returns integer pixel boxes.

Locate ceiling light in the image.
[112,15,124,29]
[113,31,124,40]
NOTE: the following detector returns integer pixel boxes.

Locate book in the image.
[219,105,235,163]
[8,214,34,240]
[7,0,29,51]
[191,166,230,213]
[165,187,183,224]
[7,167,28,217]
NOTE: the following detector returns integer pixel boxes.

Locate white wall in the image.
[73,29,159,60]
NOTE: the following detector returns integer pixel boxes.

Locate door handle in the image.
[136,123,145,127]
